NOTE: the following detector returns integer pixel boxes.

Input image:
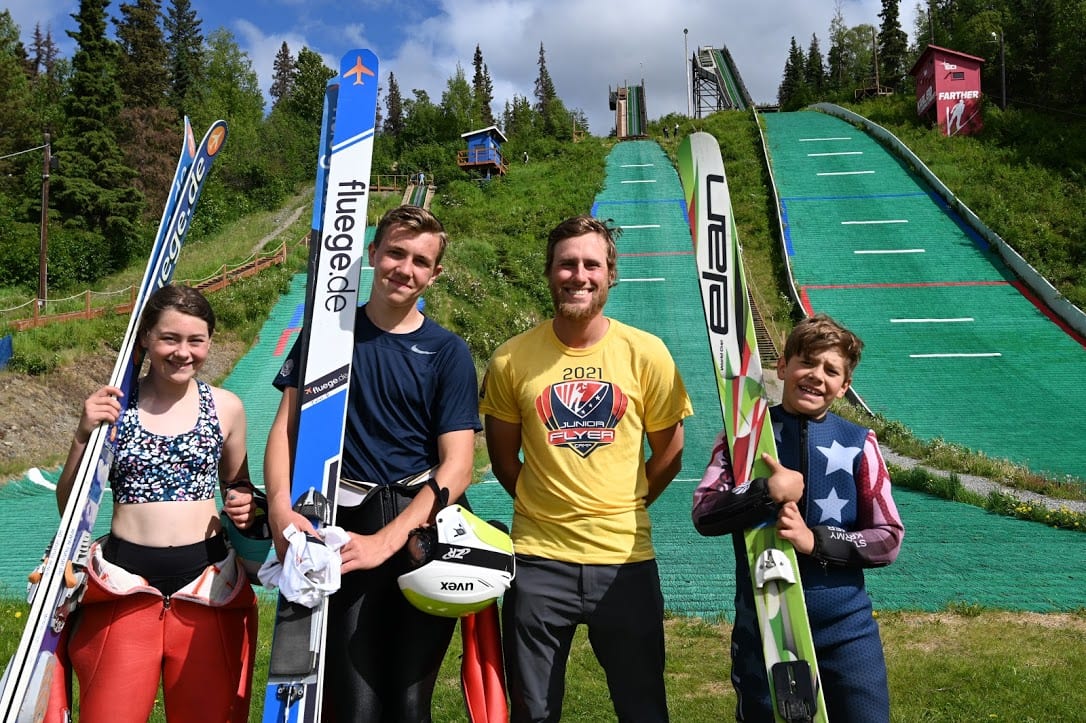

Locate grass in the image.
[2,596,1084,721]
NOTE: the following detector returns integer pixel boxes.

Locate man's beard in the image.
[551,283,609,321]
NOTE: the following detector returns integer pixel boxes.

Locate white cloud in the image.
[233,19,315,103]
[371,0,919,135]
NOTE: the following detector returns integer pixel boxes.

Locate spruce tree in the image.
[383,71,404,136]
[805,33,827,97]
[777,36,808,110]
[472,44,495,127]
[115,0,178,222]
[534,42,565,137]
[115,0,169,107]
[270,41,294,108]
[30,23,59,76]
[503,94,536,139]
[54,0,142,269]
[877,0,909,90]
[164,0,203,116]
[27,23,65,143]
[0,11,37,200]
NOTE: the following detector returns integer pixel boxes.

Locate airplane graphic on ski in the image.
[344,55,375,85]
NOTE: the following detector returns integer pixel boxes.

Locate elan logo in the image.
[700,173,731,335]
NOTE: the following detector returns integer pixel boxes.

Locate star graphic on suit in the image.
[814,487,850,523]
[817,439,861,477]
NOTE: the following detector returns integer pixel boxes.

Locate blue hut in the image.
[458,125,508,177]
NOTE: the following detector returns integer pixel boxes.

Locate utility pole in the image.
[872,27,881,91]
[38,132,52,308]
[999,28,1006,110]
[684,28,691,116]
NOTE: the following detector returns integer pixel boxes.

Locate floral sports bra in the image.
[109,380,224,504]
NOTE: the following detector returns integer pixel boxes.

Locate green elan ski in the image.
[680,131,826,723]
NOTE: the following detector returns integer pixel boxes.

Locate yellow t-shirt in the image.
[480,319,693,564]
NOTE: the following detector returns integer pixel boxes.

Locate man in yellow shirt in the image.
[480,215,692,722]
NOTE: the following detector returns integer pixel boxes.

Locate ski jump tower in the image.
[691,45,752,115]
[609,81,648,139]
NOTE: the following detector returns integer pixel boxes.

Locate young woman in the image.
[55,284,259,723]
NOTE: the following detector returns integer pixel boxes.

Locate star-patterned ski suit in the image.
[693,406,904,723]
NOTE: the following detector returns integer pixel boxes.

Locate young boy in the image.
[692,313,904,723]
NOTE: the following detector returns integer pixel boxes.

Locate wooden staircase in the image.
[748,288,779,364]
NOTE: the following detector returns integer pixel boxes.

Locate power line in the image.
[0,143,49,160]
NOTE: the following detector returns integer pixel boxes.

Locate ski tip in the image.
[340,49,379,86]
[206,121,228,157]
[184,117,196,155]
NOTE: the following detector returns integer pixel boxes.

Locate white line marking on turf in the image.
[854,249,925,254]
[808,151,863,157]
[892,318,974,323]
[621,224,661,229]
[841,219,908,225]
[622,278,666,282]
[799,137,851,141]
[910,353,1002,358]
[27,467,56,490]
[818,170,875,176]
[621,179,657,184]
[621,163,655,167]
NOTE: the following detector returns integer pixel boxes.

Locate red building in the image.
[909,45,986,136]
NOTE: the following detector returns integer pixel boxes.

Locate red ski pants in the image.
[68,590,257,722]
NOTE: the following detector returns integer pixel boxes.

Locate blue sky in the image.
[8,1,917,136]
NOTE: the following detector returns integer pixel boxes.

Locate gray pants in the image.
[502,555,669,723]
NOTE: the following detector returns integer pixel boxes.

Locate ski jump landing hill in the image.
[402,180,435,209]
[761,105,1086,486]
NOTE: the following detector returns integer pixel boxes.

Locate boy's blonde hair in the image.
[782,313,864,378]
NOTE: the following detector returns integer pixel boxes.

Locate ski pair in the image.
[680,131,827,723]
[261,49,379,723]
[0,117,228,722]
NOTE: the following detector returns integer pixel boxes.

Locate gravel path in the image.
[881,448,1086,515]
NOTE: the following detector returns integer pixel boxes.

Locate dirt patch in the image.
[0,339,248,480]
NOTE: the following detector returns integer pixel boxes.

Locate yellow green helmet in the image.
[397,505,515,617]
